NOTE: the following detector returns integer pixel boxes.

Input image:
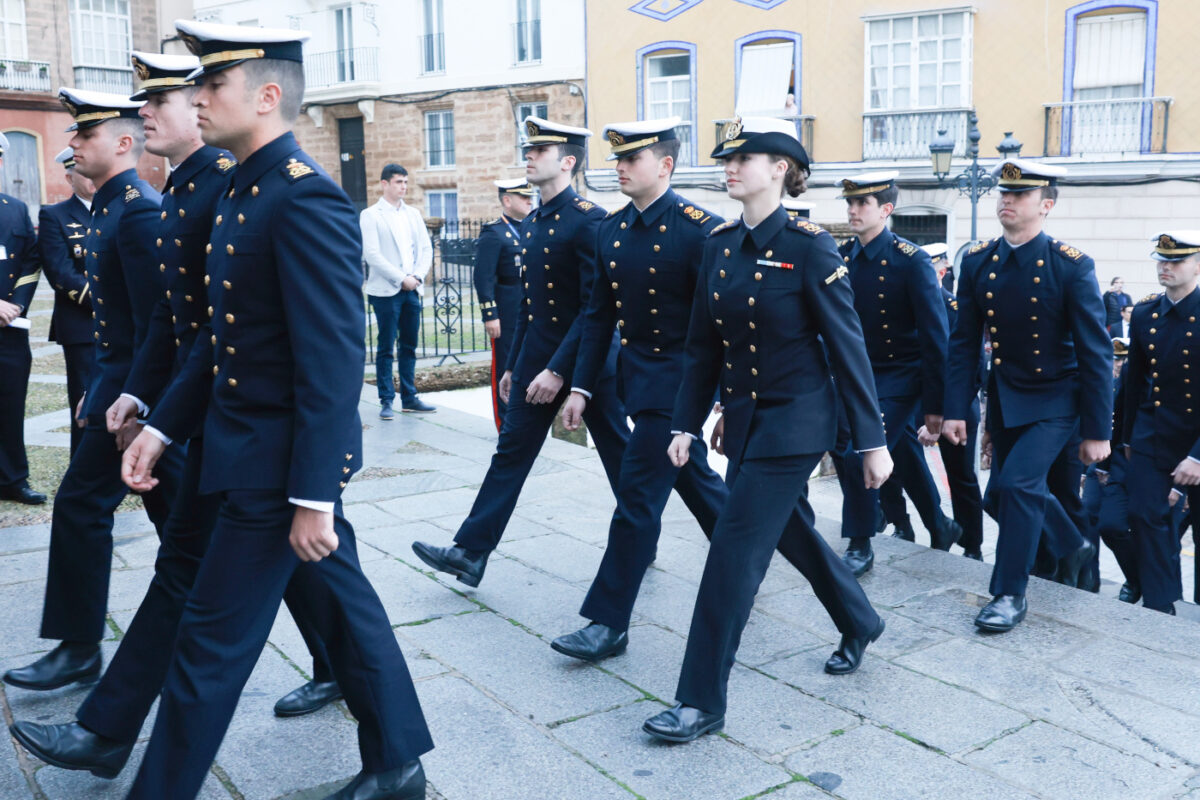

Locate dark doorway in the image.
[890,212,947,246]
[338,117,367,212]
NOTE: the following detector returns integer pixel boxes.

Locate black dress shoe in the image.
[401,398,437,414]
[3,642,101,690]
[890,524,915,542]
[274,680,343,717]
[1053,540,1097,588]
[642,704,724,743]
[974,594,1027,632]
[323,760,425,800]
[411,542,488,587]
[930,516,963,552]
[9,721,132,779]
[841,539,874,577]
[551,623,628,662]
[0,481,46,505]
[824,618,886,675]
[962,549,984,561]
[1118,582,1142,604]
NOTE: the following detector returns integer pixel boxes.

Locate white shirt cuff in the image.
[858,446,887,453]
[290,498,336,513]
[1188,457,1200,466]
[570,387,592,399]
[1171,488,1184,498]
[670,430,698,440]
[120,393,149,417]
[144,425,173,446]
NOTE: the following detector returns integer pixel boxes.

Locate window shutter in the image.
[736,42,794,115]
[1073,12,1146,90]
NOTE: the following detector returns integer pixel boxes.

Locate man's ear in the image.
[257,81,283,116]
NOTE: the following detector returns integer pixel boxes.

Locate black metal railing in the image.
[305,47,379,88]
[73,65,133,94]
[0,58,51,92]
[512,19,541,64]
[1043,96,1172,156]
[418,32,445,74]
[862,107,971,160]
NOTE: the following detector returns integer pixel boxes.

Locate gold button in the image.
[754,272,762,281]
[212,365,219,375]
[751,392,757,399]
[714,292,720,300]
[986,292,993,299]
[720,270,726,278]
[227,378,237,387]
[748,297,755,306]
[156,238,162,247]
[610,261,617,269]
[659,224,667,233]
[548,299,555,306]
[992,342,999,349]
[226,313,235,323]
[748,322,756,330]
[1149,344,1155,350]
[346,453,353,461]
[178,208,185,217]
[175,238,182,247]
[238,214,245,224]
[206,244,212,254]
[1150,328,1157,334]
[547,282,554,289]
[1156,400,1162,407]
[251,186,259,196]
[1031,297,1038,303]
[1036,259,1044,267]
[615,301,622,308]
[215,215,223,226]
[994,358,1001,365]
[226,346,236,354]
[654,245,661,252]
[528,314,533,321]
[339,481,347,489]
[992,255,999,262]
[620,338,628,345]
[1036,368,1042,373]
[1033,277,1040,284]
[620,222,627,229]
[1152,312,1159,319]
[648,289,656,295]
[878,276,885,282]
[650,308,658,314]
[1034,350,1040,355]
[160,211,167,220]
[989,273,996,279]
[881,259,888,266]
[1031,316,1038,321]
[223,280,232,289]
[750,345,757,353]
[751,368,758,376]
[207,306,213,316]
[343,466,350,474]
[766,250,773,258]
[226,244,234,255]
[544,247,550,254]
[551,316,558,322]
[526,232,531,238]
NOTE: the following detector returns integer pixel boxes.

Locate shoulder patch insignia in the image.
[967,238,996,255]
[1058,242,1085,262]
[605,203,628,218]
[681,204,709,223]
[124,187,141,202]
[824,265,850,285]
[793,219,824,236]
[215,156,237,173]
[1137,292,1161,305]
[573,197,596,212]
[896,240,918,256]
[66,222,83,228]
[284,158,316,181]
[710,220,737,235]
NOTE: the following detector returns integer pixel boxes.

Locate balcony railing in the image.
[714,115,815,162]
[1043,96,1172,157]
[0,58,51,92]
[862,107,970,160]
[74,66,133,95]
[418,32,445,75]
[305,47,379,89]
[513,19,541,64]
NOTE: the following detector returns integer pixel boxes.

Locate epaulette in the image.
[572,196,598,213]
[214,155,237,173]
[123,186,142,203]
[282,157,317,182]
[484,217,503,227]
[894,238,918,257]
[606,203,629,218]
[677,202,713,226]
[1137,292,1162,305]
[790,218,824,237]
[1054,240,1086,262]
[966,238,998,256]
[709,220,738,235]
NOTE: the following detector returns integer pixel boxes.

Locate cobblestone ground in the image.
[2,380,1199,800]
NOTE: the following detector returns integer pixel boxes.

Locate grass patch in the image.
[23,381,68,418]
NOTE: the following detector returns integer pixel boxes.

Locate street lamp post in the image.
[929,111,1022,243]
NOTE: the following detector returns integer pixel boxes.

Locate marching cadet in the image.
[411,116,630,588]
[116,21,432,798]
[834,172,957,577]
[3,90,186,693]
[552,117,727,662]
[944,158,1110,632]
[7,51,335,782]
[38,147,97,458]
[474,177,534,429]
[1122,231,1200,615]
[644,117,890,744]
[0,131,44,505]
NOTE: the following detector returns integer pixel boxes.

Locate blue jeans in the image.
[370,290,421,405]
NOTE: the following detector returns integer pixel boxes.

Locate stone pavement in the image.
[2,390,1199,800]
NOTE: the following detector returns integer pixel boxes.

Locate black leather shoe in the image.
[841,539,874,577]
[1053,540,1097,588]
[974,595,1027,632]
[930,516,963,552]
[890,524,915,542]
[323,760,425,800]
[3,642,101,690]
[401,398,437,414]
[0,481,46,505]
[1118,582,1142,604]
[274,680,343,717]
[642,703,724,743]
[962,549,984,561]
[824,618,885,675]
[9,721,132,779]
[551,623,628,662]
[411,542,488,587]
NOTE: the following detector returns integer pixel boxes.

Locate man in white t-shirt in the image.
[361,163,435,417]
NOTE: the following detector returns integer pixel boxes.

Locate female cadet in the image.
[643,117,892,743]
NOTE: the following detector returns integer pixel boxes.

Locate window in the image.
[865,9,971,110]
[736,36,799,116]
[643,50,694,165]
[514,100,548,161]
[427,190,459,234]
[0,130,40,215]
[420,0,444,74]
[1069,10,1149,153]
[514,0,540,64]
[69,0,132,69]
[334,6,355,82]
[425,109,455,168]
[0,0,27,59]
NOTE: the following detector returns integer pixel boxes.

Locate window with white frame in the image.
[1070,11,1147,153]
[644,52,693,165]
[514,100,548,161]
[865,9,971,110]
[425,109,455,168]
[514,0,541,64]
[736,40,795,116]
[334,6,355,82]
[0,0,27,59]
[69,0,132,69]
[426,190,459,233]
[421,0,445,74]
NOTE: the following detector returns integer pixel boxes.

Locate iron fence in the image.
[73,66,133,95]
[0,58,51,92]
[1043,96,1171,157]
[861,107,970,160]
[305,47,379,88]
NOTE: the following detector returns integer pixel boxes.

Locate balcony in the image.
[862,108,970,160]
[1043,97,1172,157]
[513,19,541,64]
[305,48,379,89]
[74,66,133,95]
[418,32,445,75]
[0,58,51,92]
[714,115,815,162]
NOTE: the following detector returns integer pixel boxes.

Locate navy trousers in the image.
[1126,452,1191,611]
[579,411,726,631]
[370,289,421,406]
[62,342,96,457]
[487,282,522,430]
[0,327,31,487]
[128,491,433,799]
[454,376,630,553]
[676,453,880,716]
[74,443,332,743]
[40,423,184,644]
[986,415,1085,596]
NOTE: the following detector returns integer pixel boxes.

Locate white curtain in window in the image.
[1073,12,1146,90]
[736,42,794,115]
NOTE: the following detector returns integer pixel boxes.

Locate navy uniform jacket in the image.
[672,206,886,466]
[574,189,722,416]
[838,229,947,412]
[176,132,364,502]
[473,214,522,323]
[1123,288,1200,470]
[946,232,1112,441]
[943,286,983,428]
[37,195,93,345]
[506,185,609,384]
[124,146,235,438]
[79,170,163,424]
[0,194,39,318]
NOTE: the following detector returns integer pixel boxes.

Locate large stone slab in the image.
[598,623,688,703]
[450,555,587,638]
[33,741,232,799]
[721,666,857,757]
[360,556,477,626]
[1054,636,1200,717]
[497,532,606,585]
